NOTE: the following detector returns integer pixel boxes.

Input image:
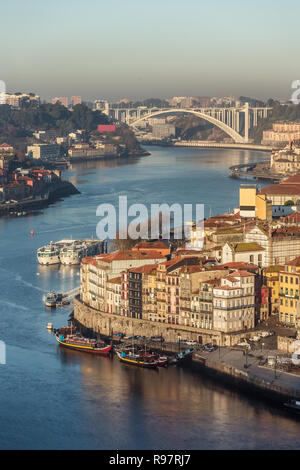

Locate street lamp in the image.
[178,335,181,352]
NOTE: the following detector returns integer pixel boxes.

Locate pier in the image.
[229,162,282,183]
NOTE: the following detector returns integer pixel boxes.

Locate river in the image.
[0,146,299,450]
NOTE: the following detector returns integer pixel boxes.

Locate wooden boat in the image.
[116,350,159,368]
[170,349,194,365]
[56,327,112,355]
[157,355,169,367]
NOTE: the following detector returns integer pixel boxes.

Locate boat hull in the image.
[38,256,60,265]
[116,351,158,368]
[56,336,112,355]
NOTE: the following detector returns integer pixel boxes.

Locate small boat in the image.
[45,292,57,308]
[174,349,194,364]
[46,322,53,330]
[283,400,300,414]
[116,350,159,368]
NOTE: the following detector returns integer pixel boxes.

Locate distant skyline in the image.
[1,0,300,102]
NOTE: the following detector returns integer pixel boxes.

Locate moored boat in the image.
[55,327,112,355]
[37,242,61,265]
[45,292,57,308]
[116,350,159,368]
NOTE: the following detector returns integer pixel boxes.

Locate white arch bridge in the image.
[109,103,271,144]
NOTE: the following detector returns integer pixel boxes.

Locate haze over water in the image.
[0,146,299,450]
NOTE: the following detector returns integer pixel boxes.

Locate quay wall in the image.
[74,297,300,403]
[74,296,239,347]
[191,355,300,403]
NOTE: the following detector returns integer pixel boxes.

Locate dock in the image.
[229,163,283,183]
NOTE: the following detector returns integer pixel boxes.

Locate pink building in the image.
[71,96,82,106]
[52,97,69,108]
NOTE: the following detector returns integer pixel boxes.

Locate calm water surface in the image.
[0,146,299,450]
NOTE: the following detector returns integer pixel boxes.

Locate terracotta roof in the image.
[281,211,300,222]
[128,264,158,274]
[260,184,300,195]
[179,265,204,274]
[224,273,240,280]
[286,256,300,267]
[107,276,122,284]
[217,262,257,270]
[230,270,255,277]
[0,143,13,148]
[282,174,300,184]
[134,241,169,250]
[95,250,165,262]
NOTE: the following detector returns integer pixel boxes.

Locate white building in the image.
[213,271,255,332]
[222,242,265,267]
[27,143,61,161]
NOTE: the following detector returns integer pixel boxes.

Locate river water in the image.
[0,146,299,450]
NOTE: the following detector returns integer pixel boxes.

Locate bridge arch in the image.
[129,108,245,143]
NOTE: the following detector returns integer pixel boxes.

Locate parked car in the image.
[237,342,250,349]
[185,340,198,346]
[150,336,164,342]
[249,335,261,342]
[259,331,271,337]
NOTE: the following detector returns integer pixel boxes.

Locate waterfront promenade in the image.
[173,141,272,152]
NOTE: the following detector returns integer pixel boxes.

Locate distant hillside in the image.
[172,115,228,141]
[0,103,108,152]
[250,102,300,143]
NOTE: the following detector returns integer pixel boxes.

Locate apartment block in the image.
[212,271,255,332]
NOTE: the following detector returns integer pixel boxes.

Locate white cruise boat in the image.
[60,240,103,265]
[37,242,61,265]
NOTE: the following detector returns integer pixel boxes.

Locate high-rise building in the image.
[52,97,69,108]
[71,96,82,107]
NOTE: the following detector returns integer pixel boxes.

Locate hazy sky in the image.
[1,0,300,101]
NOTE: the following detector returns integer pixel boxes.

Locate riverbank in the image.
[74,312,300,409]
[0,179,80,218]
[73,296,300,409]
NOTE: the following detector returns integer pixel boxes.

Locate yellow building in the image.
[264,265,283,314]
[279,257,300,325]
[255,194,272,221]
[239,184,272,220]
[239,184,257,218]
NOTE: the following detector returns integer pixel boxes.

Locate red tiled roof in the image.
[281,211,300,222]
[107,276,122,284]
[230,270,255,277]
[217,261,258,270]
[0,143,13,148]
[286,256,300,266]
[282,174,300,184]
[95,250,166,262]
[128,264,158,274]
[260,184,300,195]
[134,241,169,250]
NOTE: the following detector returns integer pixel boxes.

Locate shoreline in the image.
[73,296,300,410]
[74,315,300,412]
[0,179,80,218]
[141,141,272,152]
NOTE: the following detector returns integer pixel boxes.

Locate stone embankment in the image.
[74,296,300,405]
[0,179,80,217]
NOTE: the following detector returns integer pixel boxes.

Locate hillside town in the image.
[73,178,300,359]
